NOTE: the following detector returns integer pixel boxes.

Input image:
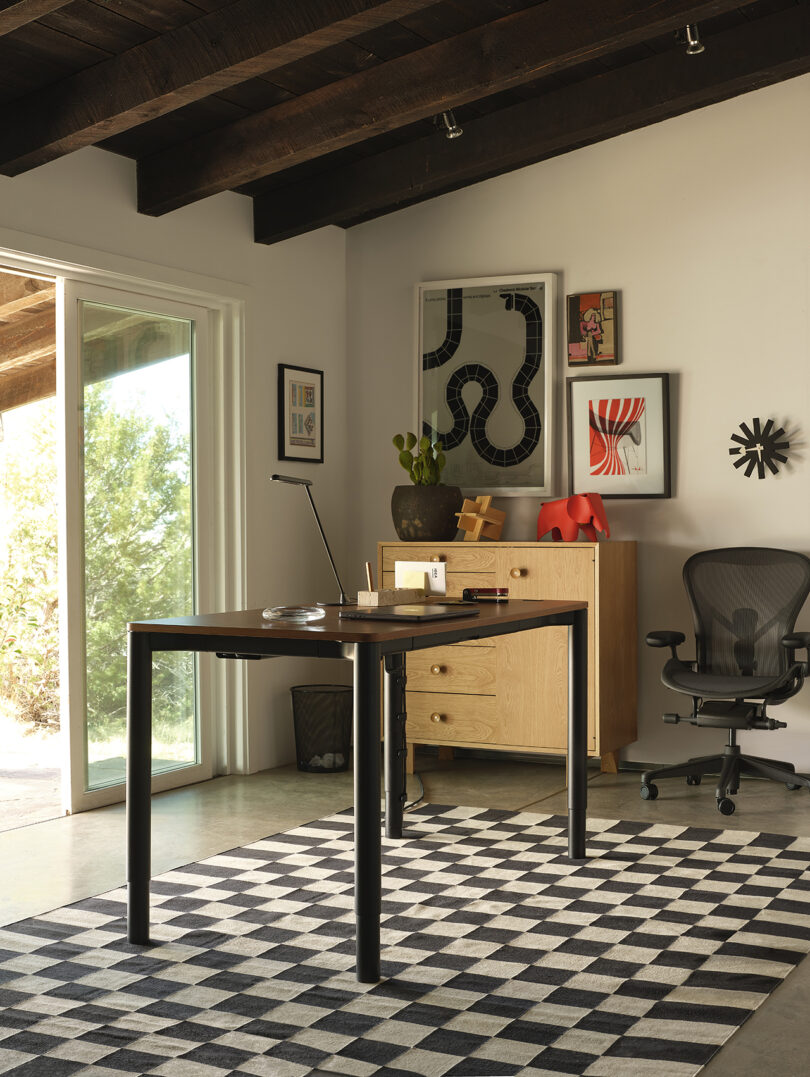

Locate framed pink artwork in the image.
[567,290,618,365]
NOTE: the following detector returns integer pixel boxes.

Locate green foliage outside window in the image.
[0,382,193,749]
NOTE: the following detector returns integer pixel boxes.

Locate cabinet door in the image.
[495,547,596,750]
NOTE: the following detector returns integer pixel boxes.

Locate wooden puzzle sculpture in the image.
[456,495,506,541]
[536,493,610,542]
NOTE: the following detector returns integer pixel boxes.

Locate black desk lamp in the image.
[270,474,350,605]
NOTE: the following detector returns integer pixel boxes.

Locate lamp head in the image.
[270,473,313,486]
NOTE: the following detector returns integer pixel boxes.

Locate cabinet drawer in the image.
[407,645,495,693]
[381,570,494,599]
[496,547,594,600]
[406,692,499,744]
[381,544,496,573]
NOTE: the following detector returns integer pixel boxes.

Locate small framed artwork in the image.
[567,372,671,498]
[278,363,323,463]
[567,290,618,365]
[417,272,555,496]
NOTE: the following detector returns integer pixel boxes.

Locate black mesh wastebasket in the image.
[290,684,352,772]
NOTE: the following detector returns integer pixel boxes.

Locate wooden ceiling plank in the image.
[0,283,56,320]
[0,360,55,412]
[0,307,55,361]
[0,273,52,305]
[136,0,752,216]
[0,0,439,175]
[253,4,810,243]
[0,1,72,36]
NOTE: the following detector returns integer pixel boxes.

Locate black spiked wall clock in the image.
[729,417,790,478]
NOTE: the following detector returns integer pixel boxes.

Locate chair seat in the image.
[662,659,789,699]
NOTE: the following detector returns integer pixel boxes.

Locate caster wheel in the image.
[717,797,735,816]
[686,775,701,786]
[640,783,659,801]
[787,783,801,791]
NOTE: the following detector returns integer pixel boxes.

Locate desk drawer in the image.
[407,645,495,693]
[406,692,499,744]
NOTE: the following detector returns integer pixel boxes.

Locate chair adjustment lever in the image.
[663,713,690,724]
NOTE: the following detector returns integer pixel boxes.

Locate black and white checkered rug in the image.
[2,805,810,1077]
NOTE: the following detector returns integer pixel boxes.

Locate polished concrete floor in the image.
[2,754,809,1075]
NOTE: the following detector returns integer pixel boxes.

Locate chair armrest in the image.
[781,632,810,674]
[781,633,810,652]
[646,630,686,660]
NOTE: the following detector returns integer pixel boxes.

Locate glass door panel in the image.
[79,302,197,791]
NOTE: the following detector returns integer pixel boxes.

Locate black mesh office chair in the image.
[641,547,810,815]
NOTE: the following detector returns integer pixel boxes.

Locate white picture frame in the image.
[416,273,556,496]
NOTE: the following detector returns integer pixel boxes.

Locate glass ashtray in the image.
[262,605,326,623]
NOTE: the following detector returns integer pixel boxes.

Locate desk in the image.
[127,599,588,983]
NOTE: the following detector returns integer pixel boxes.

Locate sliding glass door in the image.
[60,283,215,812]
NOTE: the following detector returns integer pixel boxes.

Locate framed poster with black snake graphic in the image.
[417,273,556,495]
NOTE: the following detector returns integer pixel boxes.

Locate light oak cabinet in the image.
[378,540,637,770]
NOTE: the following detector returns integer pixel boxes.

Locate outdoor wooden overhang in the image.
[0,0,808,247]
[0,272,56,413]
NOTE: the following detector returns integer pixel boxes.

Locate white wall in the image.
[346,74,810,768]
[0,147,350,774]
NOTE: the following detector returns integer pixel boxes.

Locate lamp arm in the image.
[304,485,349,605]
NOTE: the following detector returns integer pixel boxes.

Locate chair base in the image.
[641,743,810,814]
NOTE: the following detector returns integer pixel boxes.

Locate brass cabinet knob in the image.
[431,555,444,562]
[430,664,444,675]
[430,712,444,723]
[510,567,526,579]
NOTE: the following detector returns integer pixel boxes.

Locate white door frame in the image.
[0,245,247,814]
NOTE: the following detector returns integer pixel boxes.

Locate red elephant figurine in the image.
[536,493,610,542]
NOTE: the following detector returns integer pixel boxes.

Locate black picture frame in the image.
[278,363,324,463]
[567,372,671,499]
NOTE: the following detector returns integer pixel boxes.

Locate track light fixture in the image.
[438,110,463,139]
[679,24,705,55]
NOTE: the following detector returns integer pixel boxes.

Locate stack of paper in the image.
[394,561,446,595]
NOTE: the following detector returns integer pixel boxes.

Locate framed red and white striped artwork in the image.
[567,373,671,498]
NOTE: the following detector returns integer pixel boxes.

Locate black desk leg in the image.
[384,652,407,840]
[127,631,152,943]
[353,641,382,982]
[568,609,588,860]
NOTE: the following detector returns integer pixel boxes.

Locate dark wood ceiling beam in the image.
[0,0,438,175]
[0,1,72,36]
[137,0,751,216]
[254,4,810,243]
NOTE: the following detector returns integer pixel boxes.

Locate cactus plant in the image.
[392,432,446,486]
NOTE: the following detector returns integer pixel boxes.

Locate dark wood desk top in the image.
[128,599,586,644]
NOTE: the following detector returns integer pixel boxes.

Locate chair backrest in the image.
[684,547,810,677]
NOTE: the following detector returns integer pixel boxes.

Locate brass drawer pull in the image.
[430,712,445,723]
[431,555,445,562]
[510,567,526,579]
[430,664,444,675]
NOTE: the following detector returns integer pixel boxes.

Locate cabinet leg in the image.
[437,746,455,763]
[405,742,415,774]
[600,751,619,774]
